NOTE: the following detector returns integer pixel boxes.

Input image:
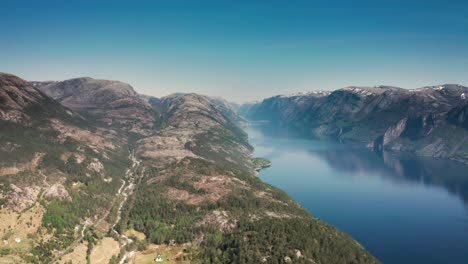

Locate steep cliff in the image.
[244,85,468,163]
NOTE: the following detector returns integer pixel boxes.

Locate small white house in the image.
[14,238,21,243]
[461,93,466,100]
[154,254,163,262]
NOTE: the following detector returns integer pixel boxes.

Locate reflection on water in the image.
[246,122,468,264]
[310,147,468,205]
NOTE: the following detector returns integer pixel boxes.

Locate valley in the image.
[0,73,378,263]
[247,122,468,264]
[2,2,467,263]
[2,71,467,263]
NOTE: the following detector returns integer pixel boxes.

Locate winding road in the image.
[52,152,141,263]
[115,153,140,264]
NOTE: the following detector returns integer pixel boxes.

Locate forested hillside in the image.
[0,73,379,264]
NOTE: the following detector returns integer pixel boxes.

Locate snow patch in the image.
[279,90,330,98]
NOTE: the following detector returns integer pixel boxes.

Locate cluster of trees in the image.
[26,235,75,263]
[115,152,381,264]
[251,157,271,169]
[198,218,379,264]
[118,176,204,245]
[41,199,79,234]
[0,121,59,164]
[83,228,99,264]
[119,158,253,246]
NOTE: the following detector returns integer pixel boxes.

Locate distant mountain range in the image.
[0,73,378,263]
[241,84,468,163]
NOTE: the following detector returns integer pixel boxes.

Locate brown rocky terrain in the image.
[33,77,159,134]
[0,73,66,124]
[0,73,379,264]
[0,73,132,263]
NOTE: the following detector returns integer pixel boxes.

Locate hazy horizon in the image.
[11,73,468,104]
[2,0,468,103]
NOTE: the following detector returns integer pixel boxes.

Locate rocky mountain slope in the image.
[142,93,247,127]
[244,85,468,163]
[0,73,76,125]
[32,78,159,134]
[0,73,379,263]
[0,73,131,263]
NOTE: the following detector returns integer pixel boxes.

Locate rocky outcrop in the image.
[33,77,158,133]
[383,118,408,145]
[244,84,468,163]
[44,183,70,200]
[196,210,237,231]
[87,158,104,173]
[6,184,41,212]
[382,115,435,146]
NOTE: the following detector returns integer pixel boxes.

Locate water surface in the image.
[247,123,468,264]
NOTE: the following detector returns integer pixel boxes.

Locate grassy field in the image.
[130,244,191,264]
[0,203,44,241]
[56,242,87,264]
[0,255,25,264]
[90,237,120,264]
[0,203,45,259]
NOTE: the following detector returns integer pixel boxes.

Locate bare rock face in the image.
[197,210,237,231]
[160,93,230,130]
[44,183,70,200]
[137,93,251,167]
[380,115,436,148]
[6,184,41,212]
[87,158,104,173]
[245,84,468,163]
[32,78,137,107]
[136,135,198,166]
[383,118,408,145]
[33,77,158,133]
[49,118,119,151]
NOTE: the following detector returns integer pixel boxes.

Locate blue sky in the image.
[1,0,468,102]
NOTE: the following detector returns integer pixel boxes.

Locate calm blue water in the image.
[246,123,468,264]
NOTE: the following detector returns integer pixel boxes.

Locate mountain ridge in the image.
[243,84,468,163]
[0,73,378,264]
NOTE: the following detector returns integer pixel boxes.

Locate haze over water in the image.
[246,123,468,264]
